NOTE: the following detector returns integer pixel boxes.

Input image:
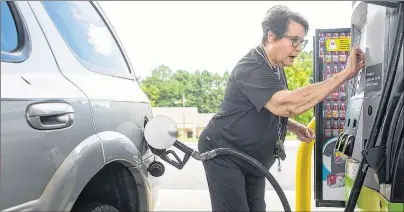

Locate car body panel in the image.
[0,1,100,210]
[28,0,155,158]
[31,0,159,210]
[2,134,104,212]
[1,1,158,211]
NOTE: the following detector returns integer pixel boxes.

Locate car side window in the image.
[1,1,19,52]
[42,1,131,78]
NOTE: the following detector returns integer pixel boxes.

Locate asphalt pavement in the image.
[154,141,343,211]
[156,142,301,190]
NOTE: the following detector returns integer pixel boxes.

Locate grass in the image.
[180,134,298,143]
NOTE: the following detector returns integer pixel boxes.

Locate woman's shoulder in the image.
[230,47,268,80]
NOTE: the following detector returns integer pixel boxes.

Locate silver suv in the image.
[1,1,159,211]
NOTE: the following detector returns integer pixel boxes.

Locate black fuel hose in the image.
[345,3,404,212]
[390,101,404,179]
[379,79,404,152]
[387,91,404,181]
[190,148,292,212]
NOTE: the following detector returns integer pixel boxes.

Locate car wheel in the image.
[73,202,120,212]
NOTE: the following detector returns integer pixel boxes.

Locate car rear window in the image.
[42,1,131,78]
[1,1,19,52]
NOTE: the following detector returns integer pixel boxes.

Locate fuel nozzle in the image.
[335,132,348,152]
[150,140,193,170]
[342,135,355,157]
[143,115,226,173]
[143,115,199,174]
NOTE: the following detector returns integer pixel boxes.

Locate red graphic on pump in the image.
[340,51,347,63]
[332,121,339,137]
[319,33,325,46]
[325,53,332,64]
[327,173,345,188]
[340,85,346,101]
[333,52,339,64]
[340,121,345,133]
[326,65,332,79]
[325,103,332,119]
[333,65,338,74]
[325,121,332,137]
[333,92,339,102]
[340,103,346,120]
[333,33,339,38]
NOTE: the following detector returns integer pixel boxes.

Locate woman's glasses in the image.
[285,35,308,49]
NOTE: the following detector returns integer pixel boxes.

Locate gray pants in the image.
[198,131,267,212]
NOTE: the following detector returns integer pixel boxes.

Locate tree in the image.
[139,51,315,125]
[139,65,228,113]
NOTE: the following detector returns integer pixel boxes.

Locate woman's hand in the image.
[291,123,315,143]
[345,46,366,80]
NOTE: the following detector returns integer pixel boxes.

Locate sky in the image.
[98,1,353,79]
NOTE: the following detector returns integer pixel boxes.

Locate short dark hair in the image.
[261,5,309,44]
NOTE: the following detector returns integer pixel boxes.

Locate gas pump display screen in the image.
[313,28,351,207]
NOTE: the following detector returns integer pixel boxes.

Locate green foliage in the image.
[140,65,229,113]
[139,51,315,124]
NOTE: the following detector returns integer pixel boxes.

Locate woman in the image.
[198,4,365,212]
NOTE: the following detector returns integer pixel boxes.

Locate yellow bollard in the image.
[295,117,316,212]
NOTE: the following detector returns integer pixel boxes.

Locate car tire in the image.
[73,202,120,212]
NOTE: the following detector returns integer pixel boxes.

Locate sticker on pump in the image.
[327,173,345,188]
[326,37,351,52]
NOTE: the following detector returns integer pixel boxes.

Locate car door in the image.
[29,1,155,165]
[0,1,102,210]
[27,2,158,205]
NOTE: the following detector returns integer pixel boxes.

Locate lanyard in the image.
[255,46,281,80]
[255,45,286,172]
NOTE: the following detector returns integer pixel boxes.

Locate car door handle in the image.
[26,102,75,130]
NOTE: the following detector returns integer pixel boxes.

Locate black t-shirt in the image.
[200,45,289,170]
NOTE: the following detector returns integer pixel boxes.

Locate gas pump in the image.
[313,1,404,211]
